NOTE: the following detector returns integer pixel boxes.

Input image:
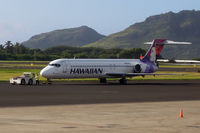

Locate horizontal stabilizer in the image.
[144,40,192,45]
[157,59,200,63]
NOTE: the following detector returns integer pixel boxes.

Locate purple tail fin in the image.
[141,39,166,63]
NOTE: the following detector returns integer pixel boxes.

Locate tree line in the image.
[0,41,147,61]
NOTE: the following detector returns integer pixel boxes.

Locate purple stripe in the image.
[145,62,155,73]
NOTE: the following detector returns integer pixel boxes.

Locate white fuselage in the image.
[40,59,158,79]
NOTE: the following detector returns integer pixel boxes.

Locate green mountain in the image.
[85,10,200,59]
[23,26,105,49]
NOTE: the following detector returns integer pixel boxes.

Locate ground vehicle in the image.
[10,72,39,85]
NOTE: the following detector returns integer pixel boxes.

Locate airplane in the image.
[40,39,191,84]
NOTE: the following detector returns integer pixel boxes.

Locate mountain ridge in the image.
[85,10,200,59]
[23,10,200,59]
[23,26,105,49]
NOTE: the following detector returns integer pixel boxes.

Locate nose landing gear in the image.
[42,78,53,84]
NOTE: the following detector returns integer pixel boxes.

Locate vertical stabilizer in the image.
[141,39,166,63]
[141,39,191,63]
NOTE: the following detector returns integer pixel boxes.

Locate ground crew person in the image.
[36,73,40,85]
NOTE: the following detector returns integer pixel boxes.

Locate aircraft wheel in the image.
[119,78,127,85]
[28,79,33,85]
[21,79,26,85]
[99,78,107,83]
[47,79,52,84]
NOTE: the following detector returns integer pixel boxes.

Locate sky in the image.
[0,0,199,44]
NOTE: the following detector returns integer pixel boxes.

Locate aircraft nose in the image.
[40,68,50,78]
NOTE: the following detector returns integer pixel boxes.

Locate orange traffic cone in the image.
[179,109,183,118]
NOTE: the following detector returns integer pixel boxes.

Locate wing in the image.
[106,72,184,77]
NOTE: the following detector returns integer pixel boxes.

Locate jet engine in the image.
[134,64,142,73]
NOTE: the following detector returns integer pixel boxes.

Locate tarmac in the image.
[0,80,200,133]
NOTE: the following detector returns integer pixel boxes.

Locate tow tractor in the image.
[10,72,40,85]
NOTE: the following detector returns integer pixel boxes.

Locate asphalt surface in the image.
[0,80,200,107]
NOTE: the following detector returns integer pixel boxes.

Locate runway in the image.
[0,80,200,107]
[1,80,200,133]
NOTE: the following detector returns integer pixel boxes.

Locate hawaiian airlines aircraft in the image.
[40,39,191,84]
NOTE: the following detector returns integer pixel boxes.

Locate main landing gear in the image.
[99,78,107,84]
[99,77,127,85]
[119,78,127,85]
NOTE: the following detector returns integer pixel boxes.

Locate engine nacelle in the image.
[134,64,142,73]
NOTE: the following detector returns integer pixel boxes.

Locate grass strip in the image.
[0,68,200,82]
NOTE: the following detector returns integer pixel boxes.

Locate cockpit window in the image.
[48,63,61,67]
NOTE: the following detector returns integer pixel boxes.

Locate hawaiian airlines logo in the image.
[70,68,103,74]
[150,47,156,62]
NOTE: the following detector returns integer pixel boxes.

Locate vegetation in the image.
[193,58,200,61]
[133,71,200,80]
[15,10,200,59]
[1,68,200,82]
[1,61,200,81]
[0,69,44,81]
[85,10,200,59]
[22,26,105,49]
[0,41,146,61]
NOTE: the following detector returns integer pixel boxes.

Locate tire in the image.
[99,78,107,84]
[28,79,33,85]
[36,80,39,85]
[21,79,26,85]
[119,78,127,85]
